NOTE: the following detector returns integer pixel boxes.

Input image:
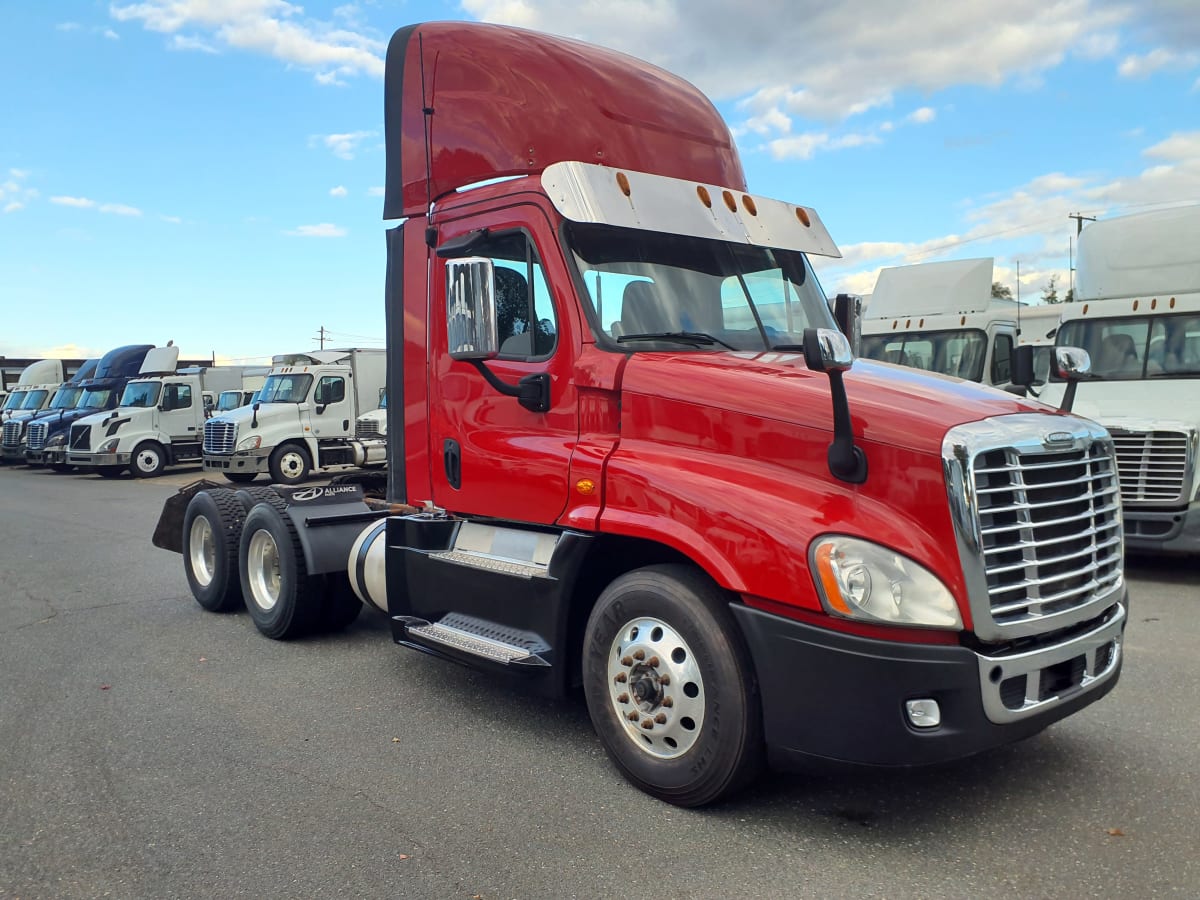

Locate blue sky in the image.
[2,0,1197,364]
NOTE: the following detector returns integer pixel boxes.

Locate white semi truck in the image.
[859,258,1061,391]
[1,359,67,461]
[1038,205,1200,554]
[66,347,256,478]
[201,349,387,485]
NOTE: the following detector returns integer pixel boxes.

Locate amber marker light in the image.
[742,195,758,216]
[616,172,631,197]
[722,190,737,212]
[575,478,597,495]
[795,207,811,227]
[696,185,712,208]
[813,543,853,616]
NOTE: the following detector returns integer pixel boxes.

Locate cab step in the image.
[395,612,550,667]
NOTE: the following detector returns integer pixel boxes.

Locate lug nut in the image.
[633,649,645,661]
[615,672,627,683]
[654,712,667,724]
[648,656,660,668]
[662,696,674,708]
[658,674,670,685]
[628,710,640,721]
[621,655,633,666]
[641,718,654,730]
[617,692,629,704]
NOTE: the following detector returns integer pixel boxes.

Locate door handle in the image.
[443,439,461,490]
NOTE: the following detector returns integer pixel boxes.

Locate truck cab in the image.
[1037,206,1200,554]
[1,359,67,462]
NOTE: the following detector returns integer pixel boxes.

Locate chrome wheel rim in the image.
[187,516,216,587]
[135,448,160,473]
[246,529,282,611]
[278,451,305,481]
[606,616,705,759]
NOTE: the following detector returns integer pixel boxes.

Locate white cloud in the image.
[329,185,348,197]
[56,22,81,32]
[10,169,31,178]
[104,28,120,40]
[4,202,23,214]
[907,107,937,124]
[160,214,183,224]
[1142,130,1200,159]
[367,186,385,197]
[313,131,374,160]
[171,34,219,54]
[767,132,829,161]
[99,203,143,217]
[51,195,96,208]
[1118,47,1199,78]
[110,0,385,82]
[286,223,347,237]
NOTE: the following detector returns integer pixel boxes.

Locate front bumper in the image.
[730,598,1125,770]
[203,449,271,475]
[28,447,66,465]
[1,445,25,461]
[67,451,131,467]
[1123,500,1200,556]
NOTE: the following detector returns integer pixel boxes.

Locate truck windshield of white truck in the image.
[258,374,312,403]
[861,329,990,381]
[565,223,834,351]
[1057,313,1200,380]
[120,382,161,408]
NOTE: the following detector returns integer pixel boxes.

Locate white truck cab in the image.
[67,347,251,477]
[202,348,388,485]
[1,359,67,461]
[1038,206,1200,554]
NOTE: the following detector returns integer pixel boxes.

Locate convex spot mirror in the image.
[1053,346,1091,379]
[446,257,501,361]
[802,328,855,373]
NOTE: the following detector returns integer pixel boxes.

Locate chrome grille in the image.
[2,420,22,448]
[355,418,381,439]
[203,419,236,455]
[1109,428,1190,504]
[27,421,47,450]
[69,423,90,451]
[974,442,1122,628]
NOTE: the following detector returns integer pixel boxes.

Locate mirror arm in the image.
[467,361,550,413]
[1060,380,1078,414]
[826,369,868,484]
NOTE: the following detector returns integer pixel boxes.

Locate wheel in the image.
[319,573,363,633]
[96,465,124,478]
[269,443,311,486]
[582,564,763,807]
[223,472,258,484]
[50,462,73,473]
[131,441,166,478]
[239,502,318,639]
[233,486,285,514]
[182,488,246,612]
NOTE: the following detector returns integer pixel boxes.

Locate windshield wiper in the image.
[617,331,738,350]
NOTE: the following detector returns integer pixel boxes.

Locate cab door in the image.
[428,207,580,524]
[158,381,201,444]
[307,372,355,440]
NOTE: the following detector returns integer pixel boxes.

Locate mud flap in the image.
[151,479,228,553]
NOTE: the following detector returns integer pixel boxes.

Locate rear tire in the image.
[224,472,258,484]
[239,502,318,639]
[582,564,763,807]
[182,488,246,612]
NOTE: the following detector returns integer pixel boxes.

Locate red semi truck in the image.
[157,21,1126,806]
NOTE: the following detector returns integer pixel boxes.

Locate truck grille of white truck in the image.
[944,415,1124,643]
[26,421,47,450]
[69,423,90,451]
[355,419,381,439]
[1108,427,1192,505]
[203,420,236,455]
[2,420,22,448]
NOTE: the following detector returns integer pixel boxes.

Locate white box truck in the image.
[201,349,388,485]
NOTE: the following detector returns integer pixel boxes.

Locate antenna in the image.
[419,32,436,247]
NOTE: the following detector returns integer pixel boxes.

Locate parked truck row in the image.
[155,21,1128,808]
[5,345,387,483]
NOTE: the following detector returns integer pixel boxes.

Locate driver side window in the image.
[477,232,558,360]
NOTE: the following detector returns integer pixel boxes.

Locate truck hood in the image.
[209,403,300,430]
[620,351,1062,455]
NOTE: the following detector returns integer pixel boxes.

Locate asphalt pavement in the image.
[1,462,1198,899]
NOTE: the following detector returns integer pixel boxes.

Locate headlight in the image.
[810,536,962,630]
[46,434,65,447]
[237,435,262,451]
[98,438,120,453]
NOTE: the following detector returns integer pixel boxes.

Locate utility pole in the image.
[315,326,327,350]
[1068,212,1096,235]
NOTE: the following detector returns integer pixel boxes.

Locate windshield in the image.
[217,391,243,411]
[20,390,50,410]
[80,388,115,410]
[566,223,835,351]
[121,381,162,408]
[860,329,989,381]
[259,374,313,403]
[4,391,29,411]
[50,387,83,410]
[1057,312,1200,380]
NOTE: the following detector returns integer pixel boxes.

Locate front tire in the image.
[182,488,246,612]
[223,472,258,484]
[269,443,311,486]
[239,502,318,639]
[131,441,166,477]
[582,564,763,807]
[96,465,124,478]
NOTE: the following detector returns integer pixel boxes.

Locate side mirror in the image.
[446,257,500,360]
[802,327,866,484]
[1010,345,1035,390]
[802,328,854,373]
[832,293,862,357]
[1050,346,1091,413]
